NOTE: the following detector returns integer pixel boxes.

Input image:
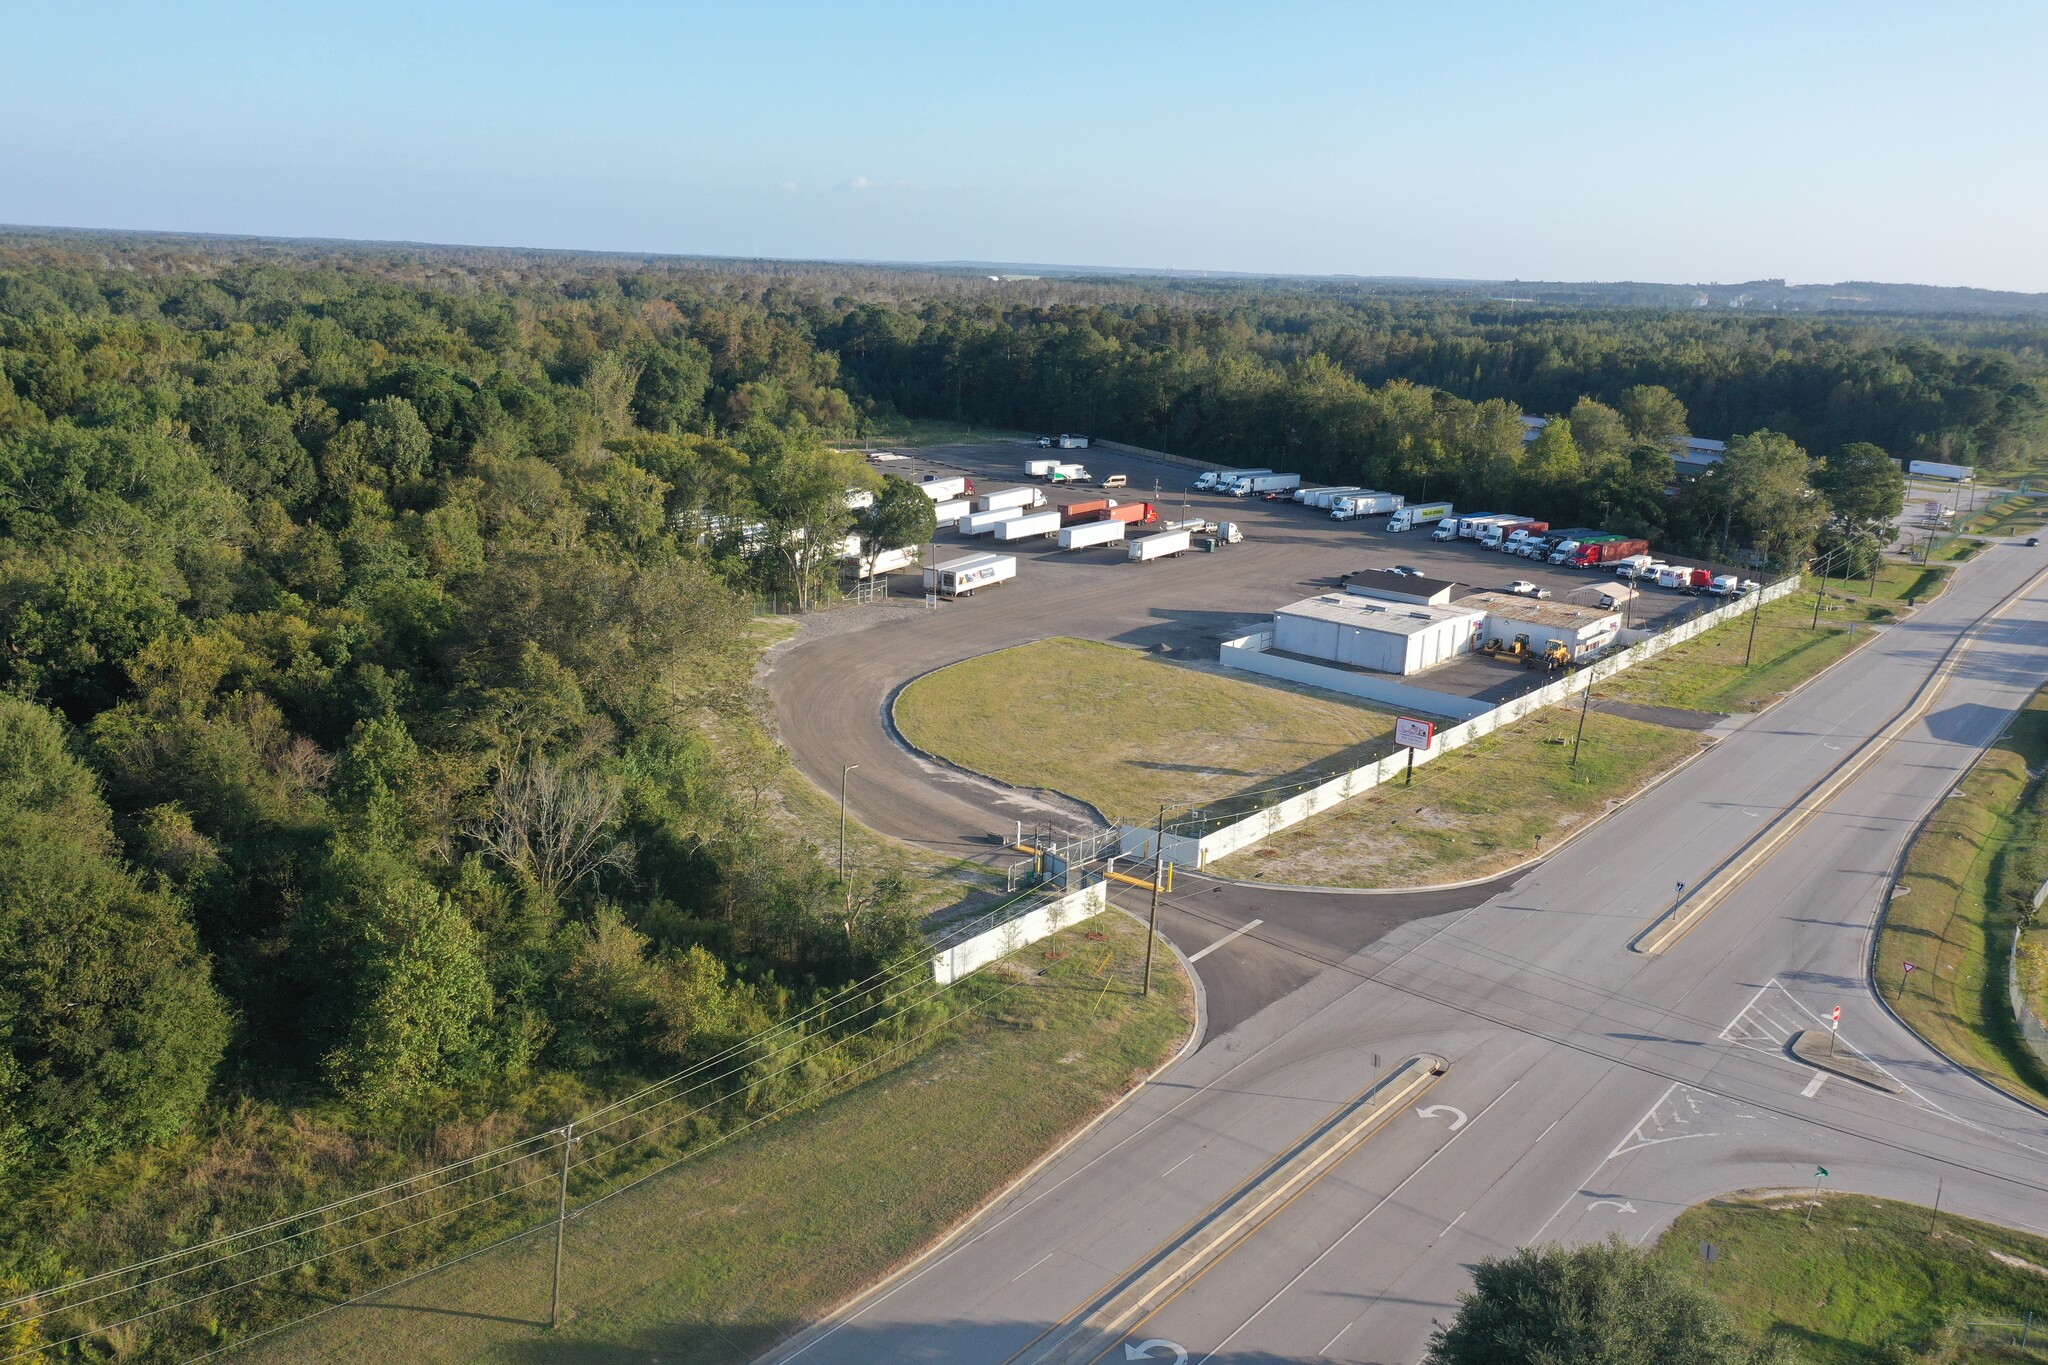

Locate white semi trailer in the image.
[1195,466,1270,491]
[923,552,1016,599]
[1059,519,1127,550]
[856,546,921,578]
[1230,472,1302,497]
[995,509,1063,541]
[1330,491,1403,520]
[932,497,971,523]
[959,506,1025,535]
[1303,485,1363,509]
[916,476,969,501]
[979,486,1045,513]
[1129,529,1195,561]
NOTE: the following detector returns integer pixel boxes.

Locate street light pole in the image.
[838,763,859,880]
[1570,668,1593,770]
[1144,803,1166,997]
[1743,570,1765,666]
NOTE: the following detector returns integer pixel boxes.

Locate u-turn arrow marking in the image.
[1416,1104,1468,1131]
[1125,1341,1188,1363]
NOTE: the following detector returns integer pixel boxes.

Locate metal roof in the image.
[1343,568,1463,600]
[1277,593,1483,636]
[1460,591,1622,629]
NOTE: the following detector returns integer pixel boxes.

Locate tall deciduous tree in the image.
[1815,441,1905,532]
[1619,384,1691,445]
[856,476,937,578]
[1722,430,1827,569]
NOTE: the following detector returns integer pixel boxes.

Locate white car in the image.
[1506,580,1550,599]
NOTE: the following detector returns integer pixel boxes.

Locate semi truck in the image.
[979,486,1046,513]
[995,509,1063,541]
[1129,529,1195,562]
[1331,491,1404,520]
[1461,513,1530,541]
[1230,472,1302,497]
[1908,459,1974,482]
[1484,519,1550,550]
[1388,501,1452,533]
[923,552,1016,599]
[1058,519,1127,550]
[958,506,1025,535]
[1546,532,1623,564]
[1566,537,1649,568]
[1195,466,1270,491]
[1102,501,1159,525]
[1432,513,1490,541]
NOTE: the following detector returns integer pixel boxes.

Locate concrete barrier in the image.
[931,879,1109,986]
[1141,576,1803,867]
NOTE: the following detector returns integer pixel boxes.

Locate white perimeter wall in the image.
[1149,576,1805,868]
[931,879,1109,985]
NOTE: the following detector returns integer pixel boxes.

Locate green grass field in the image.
[1874,686,2048,1111]
[1965,494,2048,538]
[243,910,1191,1364]
[1206,705,1700,887]
[895,637,1407,824]
[860,416,1042,448]
[1657,1192,2048,1362]
[1601,593,1880,714]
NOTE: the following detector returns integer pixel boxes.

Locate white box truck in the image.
[979,486,1045,513]
[924,552,1016,599]
[1230,472,1302,497]
[1047,462,1091,483]
[1303,485,1363,510]
[1389,501,1452,533]
[1432,514,1478,541]
[959,506,1025,535]
[1908,459,1974,482]
[1024,458,1061,477]
[1331,491,1403,520]
[1129,528,1195,562]
[1059,519,1127,550]
[916,476,969,501]
[1195,466,1269,491]
[932,497,971,523]
[996,509,1063,541]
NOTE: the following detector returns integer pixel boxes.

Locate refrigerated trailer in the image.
[1230,472,1302,496]
[1058,519,1127,550]
[924,553,1016,599]
[1331,491,1404,520]
[995,510,1064,541]
[1387,502,1452,532]
[1195,467,1270,491]
[958,506,1024,535]
[1129,529,1195,562]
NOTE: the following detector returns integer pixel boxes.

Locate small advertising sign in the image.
[1395,717,1436,750]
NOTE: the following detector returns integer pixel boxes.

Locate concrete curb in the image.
[752,928,1206,1365]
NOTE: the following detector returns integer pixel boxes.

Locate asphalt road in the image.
[762,533,2048,1364]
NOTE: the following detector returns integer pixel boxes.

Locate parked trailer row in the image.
[958,506,1024,535]
[1194,466,1270,491]
[1230,472,1301,496]
[1331,491,1404,519]
[923,552,1015,599]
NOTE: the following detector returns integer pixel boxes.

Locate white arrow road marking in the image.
[1416,1104,1469,1131]
[1126,1341,1188,1363]
[1587,1199,1638,1214]
[1186,918,1262,963]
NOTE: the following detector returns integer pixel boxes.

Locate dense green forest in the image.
[1,231,2044,1332]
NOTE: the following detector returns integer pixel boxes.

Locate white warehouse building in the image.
[1271,593,1484,676]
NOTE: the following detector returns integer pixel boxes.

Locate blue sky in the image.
[5,0,2043,289]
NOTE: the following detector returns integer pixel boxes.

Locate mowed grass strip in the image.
[1874,685,2048,1110]
[244,911,1191,1365]
[1209,706,1700,889]
[1600,593,1879,714]
[895,637,1404,823]
[1656,1191,2048,1363]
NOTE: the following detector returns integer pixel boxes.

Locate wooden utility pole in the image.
[1144,804,1165,997]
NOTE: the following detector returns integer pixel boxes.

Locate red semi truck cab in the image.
[1570,537,1650,568]
[1103,501,1159,525]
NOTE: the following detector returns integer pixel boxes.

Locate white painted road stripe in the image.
[1801,1072,1827,1098]
[1187,918,1264,963]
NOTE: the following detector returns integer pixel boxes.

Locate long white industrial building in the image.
[1271,593,1484,675]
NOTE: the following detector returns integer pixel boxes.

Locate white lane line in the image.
[1161,1149,1200,1179]
[1187,918,1264,963]
[1193,1082,1520,1365]
[1010,1251,1055,1283]
[1721,981,1777,1040]
[1320,1322,1353,1355]
[1440,1210,1466,1237]
[1801,1072,1827,1099]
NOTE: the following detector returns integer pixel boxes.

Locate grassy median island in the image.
[895,637,1407,823]
[245,910,1191,1364]
[1207,705,1700,888]
[1601,591,1889,715]
[1656,1191,2048,1362]
[1874,686,2048,1110]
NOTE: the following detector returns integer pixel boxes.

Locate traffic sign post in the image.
[1829,1005,1841,1055]
[1902,960,1917,996]
[1805,1165,1829,1229]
